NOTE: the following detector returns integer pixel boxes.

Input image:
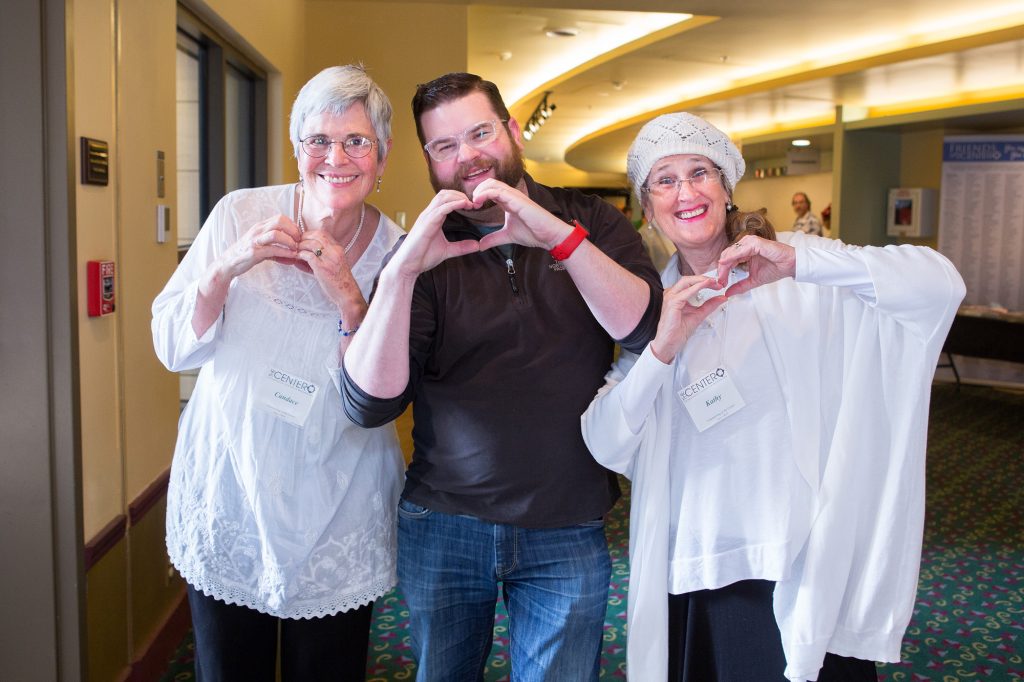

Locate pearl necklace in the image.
[296,183,366,254]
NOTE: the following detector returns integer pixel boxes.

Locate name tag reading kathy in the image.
[678,366,745,432]
[256,365,319,428]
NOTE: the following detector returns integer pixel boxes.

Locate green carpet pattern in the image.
[159,383,1023,680]
[875,383,1023,681]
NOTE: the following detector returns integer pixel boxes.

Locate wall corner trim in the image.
[128,467,171,525]
[85,466,171,571]
[83,514,127,571]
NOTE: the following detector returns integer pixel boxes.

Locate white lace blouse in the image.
[152,184,405,618]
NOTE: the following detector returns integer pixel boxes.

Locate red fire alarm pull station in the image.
[87,260,116,317]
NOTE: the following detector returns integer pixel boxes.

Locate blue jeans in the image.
[397,499,611,682]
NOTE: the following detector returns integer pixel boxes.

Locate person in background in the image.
[581,112,964,682]
[152,65,404,681]
[791,191,823,235]
[821,202,832,237]
[341,72,662,681]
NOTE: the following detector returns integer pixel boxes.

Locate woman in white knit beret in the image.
[581,112,965,682]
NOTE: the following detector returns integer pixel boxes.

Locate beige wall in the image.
[73,0,181,541]
[899,128,945,248]
[75,0,123,538]
[73,0,186,678]
[525,158,628,190]
[304,1,626,225]
[73,0,310,541]
[733,171,834,234]
[74,0,309,676]
[117,0,183,518]
[187,0,307,183]
[900,129,945,191]
[85,541,129,682]
[305,1,469,227]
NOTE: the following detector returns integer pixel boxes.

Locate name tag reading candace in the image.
[678,367,745,432]
[255,365,319,428]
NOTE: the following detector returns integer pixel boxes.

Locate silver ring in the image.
[314,247,323,258]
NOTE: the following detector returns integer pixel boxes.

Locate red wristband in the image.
[549,220,589,261]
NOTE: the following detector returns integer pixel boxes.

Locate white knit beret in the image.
[627,112,746,201]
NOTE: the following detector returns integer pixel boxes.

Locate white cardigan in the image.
[581,232,964,681]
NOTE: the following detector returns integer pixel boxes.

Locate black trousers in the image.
[187,584,374,682]
[667,580,878,682]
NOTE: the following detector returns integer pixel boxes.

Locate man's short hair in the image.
[412,72,512,146]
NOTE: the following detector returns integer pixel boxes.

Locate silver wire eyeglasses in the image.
[423,119,507,162]
[642,168,723,197]
[300,134,377,159]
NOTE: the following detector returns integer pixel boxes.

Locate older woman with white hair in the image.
[581,113,965,682]
[152,64,404,680]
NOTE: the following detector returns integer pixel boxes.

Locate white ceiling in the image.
[426,0,1024,176]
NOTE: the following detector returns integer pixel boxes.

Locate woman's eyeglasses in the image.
[643,168,723,197]
[300,135,377,159]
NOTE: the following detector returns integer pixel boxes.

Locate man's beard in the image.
[428,143,526,206]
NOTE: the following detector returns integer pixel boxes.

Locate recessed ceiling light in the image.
[791,139,811,147]
[544,26,580,38]
[498,51,512,61]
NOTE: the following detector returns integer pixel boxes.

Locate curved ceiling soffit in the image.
[565,22,1024,174]
[505,16,719,124]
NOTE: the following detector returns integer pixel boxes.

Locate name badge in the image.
[255,365,319,428]
[678,366,745,432]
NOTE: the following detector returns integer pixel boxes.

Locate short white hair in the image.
[289,64,392,163]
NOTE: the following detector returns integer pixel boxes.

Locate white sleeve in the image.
[794,237,965,344]
[580,345,674,478]
[151,196,233,372]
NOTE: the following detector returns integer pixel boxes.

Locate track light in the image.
[522,92,556,143]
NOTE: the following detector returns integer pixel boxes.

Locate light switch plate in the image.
[157,205,170,244]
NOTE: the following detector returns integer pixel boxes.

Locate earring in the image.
[726,201,735,213]
[376,177,382,193]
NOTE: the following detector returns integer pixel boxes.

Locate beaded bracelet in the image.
[338,320,359,337]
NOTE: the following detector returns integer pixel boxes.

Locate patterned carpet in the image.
[875,383,1023,681]
[159,383,1023,681]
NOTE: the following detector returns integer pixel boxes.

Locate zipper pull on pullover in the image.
[505,258,520,295]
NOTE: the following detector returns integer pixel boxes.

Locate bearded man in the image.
[342,72,662,681]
